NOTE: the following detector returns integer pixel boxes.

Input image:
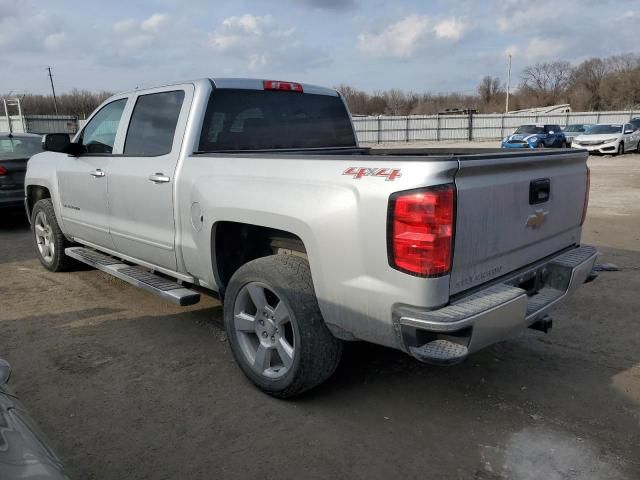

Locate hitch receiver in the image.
[529,315,553,333]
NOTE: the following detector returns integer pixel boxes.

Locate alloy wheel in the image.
[34,211,55,263]
[232,282,296,379]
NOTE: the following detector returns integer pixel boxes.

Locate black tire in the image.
[613,142,623,156]
[224,254,342,398]
[31,199,76,272]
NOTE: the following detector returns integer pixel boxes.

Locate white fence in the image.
[5,110,640,142]
[0,115,78,135]
[353,110,640,144]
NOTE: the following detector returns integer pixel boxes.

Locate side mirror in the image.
[624,129,633,134]
[42,133,71,153]
[42,134,83,156]
[548,131,555,134]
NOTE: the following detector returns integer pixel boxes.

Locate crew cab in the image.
[25,78,596,397]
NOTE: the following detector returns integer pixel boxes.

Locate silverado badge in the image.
[526,209,548,229]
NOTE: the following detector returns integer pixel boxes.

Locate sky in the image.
[2,0,640,95]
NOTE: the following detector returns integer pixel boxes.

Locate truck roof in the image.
[114,78,339,98]
[210,78,339,97]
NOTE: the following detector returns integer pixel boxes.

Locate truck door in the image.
[106,85,192,271]
[56,97,129,248]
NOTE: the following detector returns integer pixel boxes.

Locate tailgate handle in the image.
[529,178,550,205]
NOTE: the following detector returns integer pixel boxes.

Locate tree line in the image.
[2,53,639,117]
[3,89,113,118]
[337,53,640,115]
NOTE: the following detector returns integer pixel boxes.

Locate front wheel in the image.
[31,199,76,272]
[224,254,342,398]
[613,142,624,156]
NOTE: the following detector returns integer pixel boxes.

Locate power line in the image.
[47,66,59,114]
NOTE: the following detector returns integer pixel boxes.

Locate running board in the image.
[65,247,200,306]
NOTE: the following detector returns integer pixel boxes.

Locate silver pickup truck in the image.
[25,78,596,397]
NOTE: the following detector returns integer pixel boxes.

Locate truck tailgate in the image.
[450,151,589,295]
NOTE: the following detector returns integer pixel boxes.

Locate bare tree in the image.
[478,76,502,104]
[520,61,572,106]
[570,58,607,110]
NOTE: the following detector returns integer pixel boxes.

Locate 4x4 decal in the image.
[342,167,402,181]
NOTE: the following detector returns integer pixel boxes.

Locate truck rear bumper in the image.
[394,245,598,365]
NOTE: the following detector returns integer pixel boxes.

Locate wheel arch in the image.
[211,221,308,295]
[25,184,52,220]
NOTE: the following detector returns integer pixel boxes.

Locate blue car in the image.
[501,124,567,149]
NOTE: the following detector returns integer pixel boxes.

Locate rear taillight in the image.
[263,80,303,93]
[388,184,455,277]
[580,166,590,226]
[0,166,7,176]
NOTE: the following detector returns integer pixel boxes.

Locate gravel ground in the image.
[1,151,639,480]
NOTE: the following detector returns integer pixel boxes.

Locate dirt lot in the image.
[1,151,639,480]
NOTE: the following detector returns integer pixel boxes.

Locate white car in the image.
[572,123,640,155]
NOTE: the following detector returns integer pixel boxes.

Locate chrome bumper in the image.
[395,245,598,364]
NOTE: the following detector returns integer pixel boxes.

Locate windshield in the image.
[564,124,588,133]
[587,124,622,135]
[514,125,544,135]
[0,136,43,159]
[198,89,357,151]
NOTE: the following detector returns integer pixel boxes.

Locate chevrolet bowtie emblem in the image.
[526,209,548,229]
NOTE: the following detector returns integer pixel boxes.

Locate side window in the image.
[124,90,185,156]
[79,98,127,154]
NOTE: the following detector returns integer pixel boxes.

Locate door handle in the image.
[89,169,105,178]
[148,173,170,184]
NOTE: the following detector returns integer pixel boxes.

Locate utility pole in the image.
[47,66,59,114]
[505,53,512,114]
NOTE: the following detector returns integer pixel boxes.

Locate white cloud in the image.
[357,14,430,58]
[113,18,138,34]
[504,45,519,57]
[434,18,466,41]
[44,32,67,51]
[208,14,327,71]
[141,13,168,33]
[526,37,557,59]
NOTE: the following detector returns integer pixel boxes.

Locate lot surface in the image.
[1,151,639,480]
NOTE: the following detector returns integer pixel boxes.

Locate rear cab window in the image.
[124,90,185,156]
[198,89,356,151]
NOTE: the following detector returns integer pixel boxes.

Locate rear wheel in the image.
[224,254,342,398]
[31,199,76,272]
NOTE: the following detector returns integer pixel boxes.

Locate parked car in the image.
[562,124,592,146]
[25,78,596,397]
[630,117,640,131]
[572,123,640,155]
[0,132,43,210]
[0,358,70,479]
[501,124,567,149]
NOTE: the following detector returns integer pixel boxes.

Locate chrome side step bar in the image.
[65,247,200,306]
